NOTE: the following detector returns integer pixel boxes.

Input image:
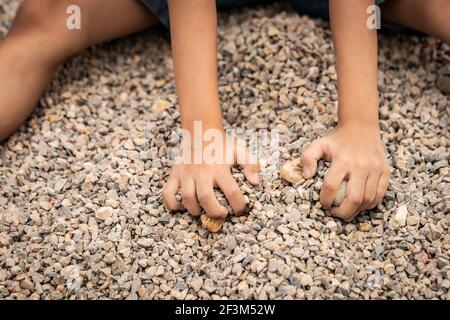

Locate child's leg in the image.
[0,0,157,141]
[381,0,450,44]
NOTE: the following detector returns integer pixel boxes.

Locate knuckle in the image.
[373,162,384,171]
[197,192,212,205]
[347,192,363,206]
[338,211,354,221]
[355,161,369,171]
[364,194,374,204]
[323,180,337,192]
[336,157,350,168]
[228,188,241,199]
[181,192,195,202]
[351,197,363,206]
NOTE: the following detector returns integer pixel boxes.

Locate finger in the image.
[358,172,380,212]
[235,138,257,165]
[162,176,182,211]
[216,174,245,216]
[181,178,202,216]
[368,171,389,209]
[235,141,260,185]
[243,163,260,185]
[331,173,366,222]
[300,139,328,179]
[320,164,347,209]
[196,178,228,219]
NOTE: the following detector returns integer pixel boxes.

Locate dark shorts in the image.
[140,0,388,29]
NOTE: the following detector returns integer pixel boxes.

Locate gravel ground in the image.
[0,2,449,300]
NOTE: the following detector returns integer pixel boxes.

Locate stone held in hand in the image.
[280,158,347,206]
[333,180,348,207]
[280,158,305,184]
[199,189,229,233]
[198,183,254,233]
[200,214,226,233]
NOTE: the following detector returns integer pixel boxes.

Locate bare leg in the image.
[381,0,450,44]
[0,0,158,141]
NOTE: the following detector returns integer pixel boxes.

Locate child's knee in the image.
[16,0,67,31]
[13,0,90,53]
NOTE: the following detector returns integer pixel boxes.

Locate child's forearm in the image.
[164,2,260,221]
[329,0,379,128]
[168,0,223,133]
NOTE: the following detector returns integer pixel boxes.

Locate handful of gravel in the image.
[280,158,347,207]
[200,213,226,233]
[279,158,305,184]
[200,179,253,233]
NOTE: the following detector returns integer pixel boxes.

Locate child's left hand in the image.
[300,124,391,221]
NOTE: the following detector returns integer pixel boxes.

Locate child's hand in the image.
[300,124,391,221]
[163,136,260,219]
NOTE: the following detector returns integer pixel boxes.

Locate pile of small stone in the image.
[0,1,449,300]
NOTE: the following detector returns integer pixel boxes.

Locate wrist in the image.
[182,119,224,134]
[180,100,224,133]
[337,99,379,129]
[338,116,379,130]
[336,122,381,142]
[177,122,231,166]
[337,113,380,134]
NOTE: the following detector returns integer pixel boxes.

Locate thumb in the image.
[300,138,327,179]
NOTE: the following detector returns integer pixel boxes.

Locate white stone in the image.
[393,205,408,227]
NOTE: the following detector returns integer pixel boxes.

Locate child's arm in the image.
[163,0,260,219]
[301,0,391,221]
[169,0,223,133]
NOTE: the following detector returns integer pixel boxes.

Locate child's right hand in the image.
[162,135,260,219]
[300,124,391,221]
